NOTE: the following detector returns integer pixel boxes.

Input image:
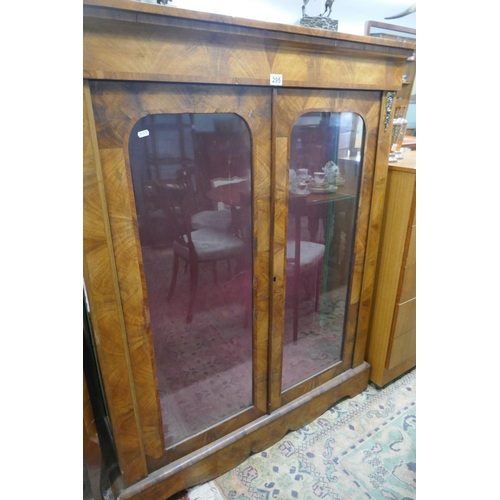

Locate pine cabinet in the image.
[366,151,416,387]
[83,2,415,498]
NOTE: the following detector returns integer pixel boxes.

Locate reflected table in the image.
[206,179,250,206]
[290,189,355,238]
[206,180,357,285]
[206,180,251,239]
[290,188,357,287]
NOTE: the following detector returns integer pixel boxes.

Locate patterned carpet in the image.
[85,369,415,500]
[141,246,347,447]
[189,369,416,500]
[86,242,415,499]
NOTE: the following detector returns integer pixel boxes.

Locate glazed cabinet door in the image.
[269,88,383,410]
[83,80,272,483]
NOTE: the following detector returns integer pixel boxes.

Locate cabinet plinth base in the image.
[116,362,370,500]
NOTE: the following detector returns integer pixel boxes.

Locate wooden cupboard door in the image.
[269,88,384,409]
[399,225,416,303]
[387,297,416,370]
[85,81,272,471]
[392,298,416,339]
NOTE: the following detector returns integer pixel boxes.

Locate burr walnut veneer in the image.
[83,1,415,498]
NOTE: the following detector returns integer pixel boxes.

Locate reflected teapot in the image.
[323,161,339,185]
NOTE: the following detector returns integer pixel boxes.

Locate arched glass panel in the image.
[129,113,253,447]
[282,112,365,390]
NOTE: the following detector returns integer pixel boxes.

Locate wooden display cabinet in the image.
[366,151,416,386]
[83,2,415,498]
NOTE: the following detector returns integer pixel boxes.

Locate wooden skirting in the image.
[116,362,370,500]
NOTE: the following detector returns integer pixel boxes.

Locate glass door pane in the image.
[128,113,253,447]
[282,112,364,390]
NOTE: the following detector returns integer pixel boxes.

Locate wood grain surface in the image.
[84,82,149,484]
[84,0,415,52]
[83,0,412,91]
[366,153,416,386]
[271,88,383,407]
[83,2,415,495]
[116,363,370,500]
[88,80,273,471]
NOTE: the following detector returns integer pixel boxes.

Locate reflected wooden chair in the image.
[156,173,246,323]
[286,196,325,342]
[182,167,233,232]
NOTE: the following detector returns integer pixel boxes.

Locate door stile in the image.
[268,88,287,412]
[249,88,273,416]
[89,82,168,467]
[341,95,381,370]
[352,90,395,368]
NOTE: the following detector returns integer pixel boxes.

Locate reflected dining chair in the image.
[156,173,246,323]
[182,167,233,232]
[286,195,326,342]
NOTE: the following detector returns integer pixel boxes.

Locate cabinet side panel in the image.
[83,82,149,484]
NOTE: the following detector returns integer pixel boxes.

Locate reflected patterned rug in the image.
[141,246,347,446]
[189,369,416,500]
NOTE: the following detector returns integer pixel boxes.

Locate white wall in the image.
[149,0,416,36]
[141,0,417,129]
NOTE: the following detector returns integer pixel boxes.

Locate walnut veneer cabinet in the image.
[83,1,415,498]
[366,151,416,387]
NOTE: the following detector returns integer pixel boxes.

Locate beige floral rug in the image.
[189,369,416,500]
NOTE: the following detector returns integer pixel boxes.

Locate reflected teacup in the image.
[298,168,309,179]
[296,181,308,194]
[314,172,326,184]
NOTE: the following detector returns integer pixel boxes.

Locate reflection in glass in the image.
[129,113,253,447]
[282,112,364,390]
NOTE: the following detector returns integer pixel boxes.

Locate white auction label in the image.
[270,74,283,86]
[138,129,150,138]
